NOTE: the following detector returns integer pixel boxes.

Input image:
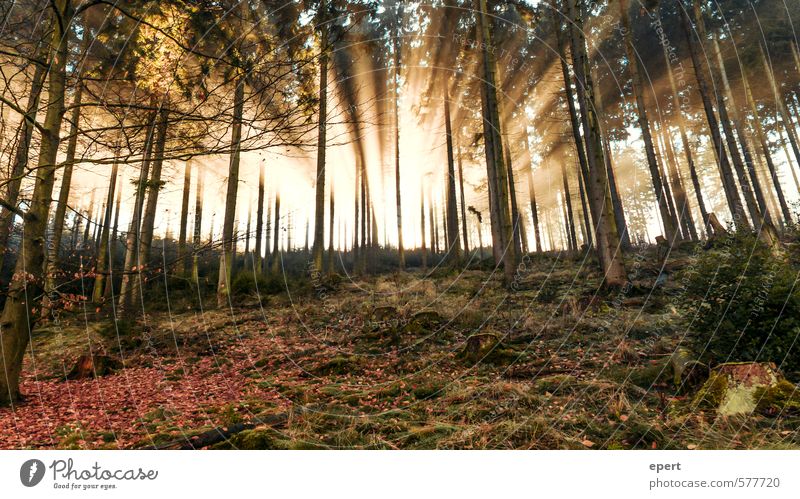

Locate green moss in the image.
[314,355,364,375]
[691,372,729,411]
[211,428,288,450]
[755,380,800,415]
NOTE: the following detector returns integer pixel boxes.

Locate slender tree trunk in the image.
[523,135,543,253]
[761,42,800,171]
[475,0,515,284]
[191,163,205,288]
[93,154,119,303]
[560,160,578,251]
[565,0,627,287]
[504,135,523,259]
[661,29,710,232]
[218,78,245,307]
[393,11,405,270]
[118,115,156,314]
[327,177,335,273]
[254,163,265,274]
[619,0,677,243]
[103,175,123,300]
[42,80,82,295]
[456,138,470,256]
[659,120,698,240]
[680,2,747,231]
[742,66,793,224]
[420,183,427,269]
[271,193,281,274]
[444,90,461,262]
[312,2,328,273]
[0,47,48,270]
[0,0,71,406]
[177,159,192,276]
[713,36,774,230]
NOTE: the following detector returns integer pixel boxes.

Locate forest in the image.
[0,0,799,450]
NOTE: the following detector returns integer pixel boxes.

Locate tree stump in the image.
[460,333,501,363]
[692,362,783,416]
[66,355,121,380]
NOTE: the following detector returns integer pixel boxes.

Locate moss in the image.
[313,355,364,375]
[211,428,288,450]
[755,380,800,415]
[533,374,577,395]
[691,372,728,410]
[459,332,502,363]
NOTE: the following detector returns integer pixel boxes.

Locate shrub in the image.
[230,272,285,297]
[680,231,800,377]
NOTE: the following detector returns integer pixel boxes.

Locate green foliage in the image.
[230,272,284,297]
[680,232,800,377]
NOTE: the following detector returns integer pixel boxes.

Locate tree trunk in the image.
[393,11,405,270]
[761,42,800,172]
[420,183,427,269]
[191,163,205,288]
[681,2,748,230]
[254,163,265,275]
[456,138,470,256]
[104,174,123,300]
[741,65,793,224]
[218,78,245,307]
[326,176,335,273]
[619,0,678,243]
[0,46,48,270]
[560,160,578,252]
[444,90,461,262]
[138,109,169,265]
[118,114,157,314]
[565,0,627,287]
[92,153,119,303]
[713,36,774,231]
[661,29,710,233]
[0,0,71,406]
[312,2,328,273]
[271,193,281,274]
[522,134,543,253]
[177,159,192,276]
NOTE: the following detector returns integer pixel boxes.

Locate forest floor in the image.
[1,246,798,449]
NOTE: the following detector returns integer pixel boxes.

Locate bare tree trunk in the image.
[444,90,461,262]
[761,42,800,171]
[0,46,48,270]
[271,193,281,274]
[619,0,677,243]
[741,66,792,224]
[42,80,82,297]
[661,30,710,233]
[191,163,205,288]
[681,2,748,231]
[565,0,627,287]
[475,0,515,284]
[177,159,192,276]
[254,163,265,274]
[327,177,335,273]
[0,0,71,406]
[560,160,578,252]
[504,135,523,259]
[713,36,774,231]
[104,175,123,300]
[218,78,245,307]
[456,138,470,256]
[522,135,543,253]
[659,120,698,240]
[312,1,328,273]
[393,7,405,270]
[118,114,156,314]
[92,153,119,303]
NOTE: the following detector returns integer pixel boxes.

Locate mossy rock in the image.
[313,355,364,376]
[403,310,444,334]
[755,380,800,416]
[371,306,398,321]
[692,362,782,416]
[459,332,502,363]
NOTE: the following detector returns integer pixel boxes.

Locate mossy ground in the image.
[2,246,799,449]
